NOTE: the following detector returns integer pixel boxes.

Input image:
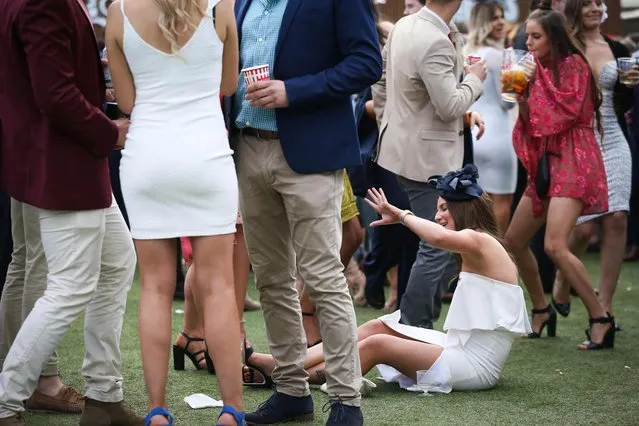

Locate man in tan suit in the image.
[373,0,487,329]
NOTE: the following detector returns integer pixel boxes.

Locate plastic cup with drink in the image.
[617,57,638,86]
[466,55,481,66]
[500,48,533,103]
[241,64,270,87]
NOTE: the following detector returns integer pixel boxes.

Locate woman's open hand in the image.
[365,188,404,226]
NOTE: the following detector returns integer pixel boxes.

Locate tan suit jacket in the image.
[373,8,484,182]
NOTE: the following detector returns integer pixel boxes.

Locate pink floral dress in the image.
[513,54,608,217]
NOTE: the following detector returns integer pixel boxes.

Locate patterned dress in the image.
[577,61,631,224]
[513,54,608,217]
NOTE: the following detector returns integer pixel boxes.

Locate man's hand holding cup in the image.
[243,64,289,109]
[465,59,487,82]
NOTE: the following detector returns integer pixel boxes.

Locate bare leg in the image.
[136,239,177,426]
[384,266,398,312]
[233,224,251,336]
[543,198,608,345]
[175,265,207,368]
[190,235,242,425]
[341,217,364,267]
[503,196,548,332]
[552,221,593,305]
[490,193,514,237]
[246,319,438,385]
[299,285,322,347]
[597,212,627,314]
[349,259,367,305]
[308,336,442,383]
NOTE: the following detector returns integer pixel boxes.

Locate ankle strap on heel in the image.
[589,315,614,325]
[532,305,553,315]
[218,405,246,425]
[145,407,174,426]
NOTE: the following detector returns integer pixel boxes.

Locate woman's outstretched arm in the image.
[366,188,484,255]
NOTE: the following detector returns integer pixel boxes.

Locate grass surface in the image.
[24,254,639,425]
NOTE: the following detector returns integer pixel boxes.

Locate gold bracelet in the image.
[400,210,414,224]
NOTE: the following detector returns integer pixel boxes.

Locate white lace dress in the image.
[377,272,531,392]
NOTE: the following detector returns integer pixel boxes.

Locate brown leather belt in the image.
[241,127,279,140]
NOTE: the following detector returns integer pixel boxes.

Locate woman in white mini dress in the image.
[242,165,531,393]
[105,0,243,424]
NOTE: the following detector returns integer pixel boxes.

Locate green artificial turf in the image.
[24,254,639,425]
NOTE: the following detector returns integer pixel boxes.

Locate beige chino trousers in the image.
[237,133,362,406]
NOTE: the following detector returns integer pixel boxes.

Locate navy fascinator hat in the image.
[428,164,484,202]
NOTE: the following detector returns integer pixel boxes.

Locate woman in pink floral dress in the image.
[503,0,615,350]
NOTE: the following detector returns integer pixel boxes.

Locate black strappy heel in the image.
[242,338,274,389]
[551,297,570,317]
[579,315,615,350]
[173,332,214,374]
[527,304,557,338]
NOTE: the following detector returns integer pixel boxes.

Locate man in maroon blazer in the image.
[0,0,141,424]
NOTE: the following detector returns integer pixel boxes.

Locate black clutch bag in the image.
[535,152,551,199]
[535,137,559,199]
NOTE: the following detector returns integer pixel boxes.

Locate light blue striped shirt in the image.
[234,0,287,131]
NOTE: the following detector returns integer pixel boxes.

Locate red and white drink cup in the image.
[466,55,481,66]
[241,64,270,86]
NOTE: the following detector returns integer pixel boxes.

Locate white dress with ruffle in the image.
[377,272,531,392]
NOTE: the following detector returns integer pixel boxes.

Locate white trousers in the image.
[0,198,136,417]
[0,199,57,377]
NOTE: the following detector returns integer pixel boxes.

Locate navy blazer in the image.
[227,0,382,174]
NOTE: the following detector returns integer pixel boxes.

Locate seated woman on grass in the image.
[243,165,532,394]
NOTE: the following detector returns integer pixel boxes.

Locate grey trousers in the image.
[397,176,459,329]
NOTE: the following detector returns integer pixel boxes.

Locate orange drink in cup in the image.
[500,48,530,103]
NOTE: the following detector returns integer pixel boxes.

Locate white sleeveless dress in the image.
[377,272,531,392]
[119,0,237,239]
[469,46,518,195]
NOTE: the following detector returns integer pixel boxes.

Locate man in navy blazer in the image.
[230,0,381,424]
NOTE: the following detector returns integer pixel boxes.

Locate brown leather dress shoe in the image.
[79,399,144,426]
[0,415,26,426]
[25,386,84,414]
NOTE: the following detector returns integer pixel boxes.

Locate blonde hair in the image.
[153,0,207,55]
[467,1,505,53]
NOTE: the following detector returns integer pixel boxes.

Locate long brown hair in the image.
[563,0,591,49]
[527,0,602,133]
[153,0,207,56]
[445,193,510,265]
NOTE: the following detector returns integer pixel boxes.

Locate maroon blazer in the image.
[0,0,119,211]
